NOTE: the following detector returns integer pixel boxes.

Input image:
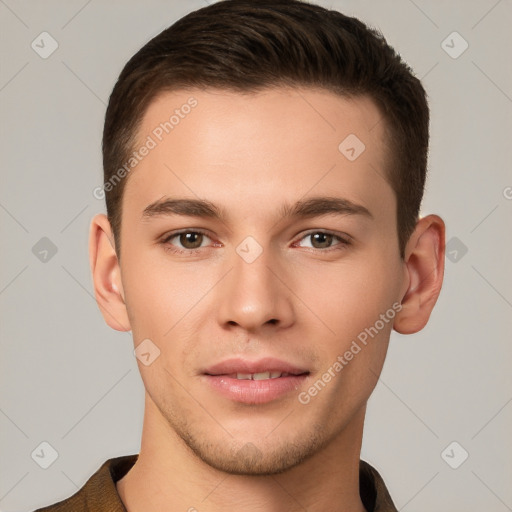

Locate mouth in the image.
[220,371,303,380]
[202,357,310,404]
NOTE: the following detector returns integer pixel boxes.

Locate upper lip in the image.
[203,357,309,376]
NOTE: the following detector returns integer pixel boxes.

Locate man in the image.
[35,0,445,510]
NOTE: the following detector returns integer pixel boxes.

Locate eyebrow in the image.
[141,196,373,221]
[279,196,372,220]
[142,197,225,220]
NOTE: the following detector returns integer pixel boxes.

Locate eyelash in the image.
[161,229,351,255]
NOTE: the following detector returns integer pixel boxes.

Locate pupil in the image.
[181,232,202,249]
[312,233,332,248]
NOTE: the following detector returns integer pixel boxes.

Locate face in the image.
[117,87,408,475]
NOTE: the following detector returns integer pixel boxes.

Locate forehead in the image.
[123,87,394,225]
[139,86,387,150]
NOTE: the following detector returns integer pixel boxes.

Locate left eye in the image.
[296,232,347,250]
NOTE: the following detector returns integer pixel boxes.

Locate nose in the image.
[216,244,295,333]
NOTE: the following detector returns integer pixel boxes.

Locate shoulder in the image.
[31,454,138,512]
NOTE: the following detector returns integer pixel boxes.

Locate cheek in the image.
[121,254,216,350]
[295,257,401,344]
[122,268,164,338]
[120,236,217,373]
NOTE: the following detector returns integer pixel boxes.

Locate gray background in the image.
[1,0,511,511]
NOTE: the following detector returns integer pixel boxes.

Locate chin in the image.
[175,420,330,476]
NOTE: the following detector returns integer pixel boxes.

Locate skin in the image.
[89,87,445,511]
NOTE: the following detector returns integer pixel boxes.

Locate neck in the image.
[117,395,367,512]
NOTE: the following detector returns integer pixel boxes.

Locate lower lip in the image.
[203,374,308,404]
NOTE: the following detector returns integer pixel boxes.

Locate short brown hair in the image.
[102,0,429,259]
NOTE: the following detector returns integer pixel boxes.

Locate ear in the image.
[89,213,131,332]
[393,214,445,334]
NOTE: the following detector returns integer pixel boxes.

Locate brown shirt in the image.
[33,454,397,511]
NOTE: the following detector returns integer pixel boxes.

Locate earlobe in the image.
[89,213,131,332]
[393,214,445,335]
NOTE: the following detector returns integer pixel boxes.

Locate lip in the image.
[203,357,309,376]
[202,357,309,405]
